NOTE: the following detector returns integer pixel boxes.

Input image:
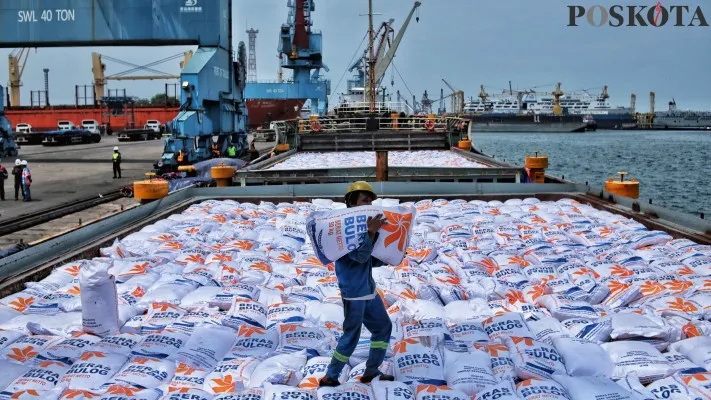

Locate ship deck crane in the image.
[442,79,464,114]
[552,82,564,115]
[8,48,31,107]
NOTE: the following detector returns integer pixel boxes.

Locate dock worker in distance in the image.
[112,146,122,179]
[249,142,260,162]
[0,159,8,201]
[11,159,23,201]
[20,160,31,201]
[320,181,395,387]
[227,142,238,159]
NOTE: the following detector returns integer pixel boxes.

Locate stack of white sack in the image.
[264,151,488,171]
[0,197,710,400]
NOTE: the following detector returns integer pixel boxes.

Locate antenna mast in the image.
[368,0,376,113]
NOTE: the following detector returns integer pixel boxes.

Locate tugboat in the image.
[583,114,598,131]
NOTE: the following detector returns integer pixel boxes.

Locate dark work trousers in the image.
[14,180,23,200]
[113,163,121,178]
[326,294,392,381]
[0,180,4,200]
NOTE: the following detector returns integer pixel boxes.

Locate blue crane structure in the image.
[0,0,248,171]
[0,84,20,157]
[244,0,330,117]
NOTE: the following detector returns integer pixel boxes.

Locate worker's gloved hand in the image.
[367,214,388,239]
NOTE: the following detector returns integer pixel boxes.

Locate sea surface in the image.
[472,130,710,217]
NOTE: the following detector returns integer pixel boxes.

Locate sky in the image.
[1,0,710,111]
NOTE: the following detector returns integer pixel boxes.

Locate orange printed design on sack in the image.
[7,346,38,363]
[683,322,701,338]
[61,390,97,399]
[299,377,320,390]
[382,211,413,252]
[9,296,35,312]
[393,338,419,354]
[238,325,266,337]
[667,298,699,313]
[511,337,535,346]
[10,391,41,399]
[210,375,237,393]
[105,386,142,396]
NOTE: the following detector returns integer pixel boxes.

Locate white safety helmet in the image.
[15,159,21,166]
[21,160,28,165]
[113,146,119,151]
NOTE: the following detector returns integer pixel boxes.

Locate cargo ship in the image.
[462,85,638,130]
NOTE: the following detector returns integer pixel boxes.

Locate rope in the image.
[328,32,369,106]
[392,61,414,99]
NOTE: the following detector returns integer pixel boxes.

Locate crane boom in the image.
[8,48,30,107]
[442,78,458,93]
[372,1,421,84]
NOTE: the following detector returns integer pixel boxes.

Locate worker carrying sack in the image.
[306,204,416,266]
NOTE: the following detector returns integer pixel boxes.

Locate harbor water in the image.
[472,130,711,217]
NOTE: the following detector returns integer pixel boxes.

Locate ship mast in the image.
[368,0,376,113]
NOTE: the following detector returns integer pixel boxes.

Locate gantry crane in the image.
[91,51,193,101]
[7,48,31,106]
[442,78,465,114]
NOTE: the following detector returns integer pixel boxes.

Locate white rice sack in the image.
[298,356,350,389]
[211,387,263,400]
[267,303,306,329]
[0,329,25,351]
[247,350,307,388]
[0,306,21,324]
[615,373,656,400]
[316,382,374,400]
[160,388,214,400]
[414,385,468,400]
[0,359,69,394]
[664,350,704,374]
[446,321,489,346]
[504,336,566,380]
[276,324,334,355]
[167,362,210,392]
[131,329,190,359]
[0,360,31,394]
[645,375,701,399]
[58,351,128,390]
[226,326,279,358]
[515,379,571,400]
[601,341,674,384]
[304,301,344,326]
[371,380,413,400]
[392,338,445,385]
[668,336,711,371]
[80,262,120,337]
[176,325,237,370]
[305,205,416,266]
[1,335,63,365]
[482,312,531,342]
[552,337,614,377]
[263,383,315,400]
[87,333,141,355]
[473,381,519,400]
[609,312,677,341]
[347,360,393,383]
[205,356,260,394]
[223,298,268,329]
[552,375,637,400]
[473,343,516,382]
[26,311,85,336]
[96,385,164,399]
[443,349,497,396]
[402,319,448,340]
[525,317,572,345]
[36,332,102,364]
[561,318,612,344]
[103,356,176,389]
[443,300,492,324]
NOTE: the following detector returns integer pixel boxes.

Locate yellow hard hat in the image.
[345,181,376,197]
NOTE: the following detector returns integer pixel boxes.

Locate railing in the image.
[331,101,414,115]
[272,115,468,135]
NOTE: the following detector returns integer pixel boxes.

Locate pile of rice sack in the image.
[1,196,711,400]
[263,151,488,170]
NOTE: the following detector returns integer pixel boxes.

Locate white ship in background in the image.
[653,99,711,130]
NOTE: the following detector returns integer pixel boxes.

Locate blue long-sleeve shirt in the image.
[334,232,385,300]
